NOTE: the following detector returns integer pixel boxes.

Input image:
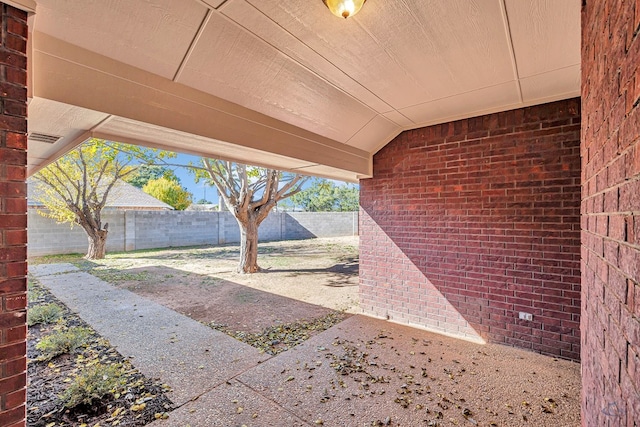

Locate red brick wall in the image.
[581,0,640,425]
[360,99,582,360]
[0,4,28,427]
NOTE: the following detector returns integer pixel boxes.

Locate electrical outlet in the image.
[519,312,533,321]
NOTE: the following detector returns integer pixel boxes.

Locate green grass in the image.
[91,269,150,283]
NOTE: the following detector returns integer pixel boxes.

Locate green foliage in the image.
[60,362,128,408]
[125,165,179,189]
[28,303,63,326]
[286,178,359,211]
[142,177,193,210]
[36,327,93,361]
[32,139,150,226]
[31,139,173,259]
[196,198,211,204]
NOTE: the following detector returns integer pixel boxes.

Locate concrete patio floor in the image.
[31,264,581,427]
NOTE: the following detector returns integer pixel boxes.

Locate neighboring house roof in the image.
[27,179,174,210]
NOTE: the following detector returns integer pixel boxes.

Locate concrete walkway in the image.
[30,264,582,427]
[29,264,272,407]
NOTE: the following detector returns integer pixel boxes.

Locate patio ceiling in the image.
[23,0,580,181]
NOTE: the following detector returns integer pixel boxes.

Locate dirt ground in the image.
[47,237,359,334]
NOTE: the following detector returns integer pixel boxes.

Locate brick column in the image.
[581,0,640,425]
[0,4,28,427]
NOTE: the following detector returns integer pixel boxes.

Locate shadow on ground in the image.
[264,255,358,287]
[87,265,339,334]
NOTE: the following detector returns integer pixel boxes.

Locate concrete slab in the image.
[29,263,79,276]
[160,380,309,427]
[235,315,581,427]
[32,269,270,406]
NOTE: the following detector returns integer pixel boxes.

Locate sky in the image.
[166,153,220,204]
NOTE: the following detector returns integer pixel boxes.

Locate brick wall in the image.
[360,99,582,360]
[581,1,640,425]
[0,4,28,427]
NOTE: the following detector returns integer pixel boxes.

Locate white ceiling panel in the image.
[33,0,208,79]
[242,0,433,109]
[520,65,581,103]
[383,111,415,128]
[244,0,516,109]
[177,10,377,143]
[346,115,400,152]
[400,81,521,127]
[219,0,393,114]
[505,0,581,77]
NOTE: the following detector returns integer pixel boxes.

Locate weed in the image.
[60,362,128,409]
[28,303,63,326]
[36,327,93,361]
[27,280,43,303]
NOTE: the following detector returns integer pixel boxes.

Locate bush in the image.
[60,362,128,408]
[28,303,63,326]
[36,327,93,361]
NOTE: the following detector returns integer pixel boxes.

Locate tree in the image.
[142,177,192,210]
[194,159,307,273]
[31,139,157,259]
[125,165,179,189]
[287,178,359,212]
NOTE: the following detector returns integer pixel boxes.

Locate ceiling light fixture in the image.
[322,0,366,19]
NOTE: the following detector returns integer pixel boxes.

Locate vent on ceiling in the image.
[28,132,63,144]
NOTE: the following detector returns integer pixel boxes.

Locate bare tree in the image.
[199,159,308,273]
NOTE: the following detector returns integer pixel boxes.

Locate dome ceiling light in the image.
[322,0,367,19]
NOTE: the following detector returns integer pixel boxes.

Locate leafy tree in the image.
[125,165,178,189]
[31,139,159,259]
[333,183,359,211]
[287,178,359,212]
[142,177,192,210]
[196,198,212,204]
[193,159,307,273]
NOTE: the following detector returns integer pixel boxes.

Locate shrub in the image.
[36,327,93,361]
[28,303,63,326]
[60,362,128,408]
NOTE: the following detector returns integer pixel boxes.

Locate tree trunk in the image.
[86,229,108,259]
[237,217,259,273]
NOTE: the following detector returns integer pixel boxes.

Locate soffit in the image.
[28,0,581,180]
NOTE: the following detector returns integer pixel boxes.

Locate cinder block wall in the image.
[130,211,218,250]
[360,99,582,360]
[581,1,640,425]
[27,211,359,256]
[285,212,358,239]
[0,4,27,426]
